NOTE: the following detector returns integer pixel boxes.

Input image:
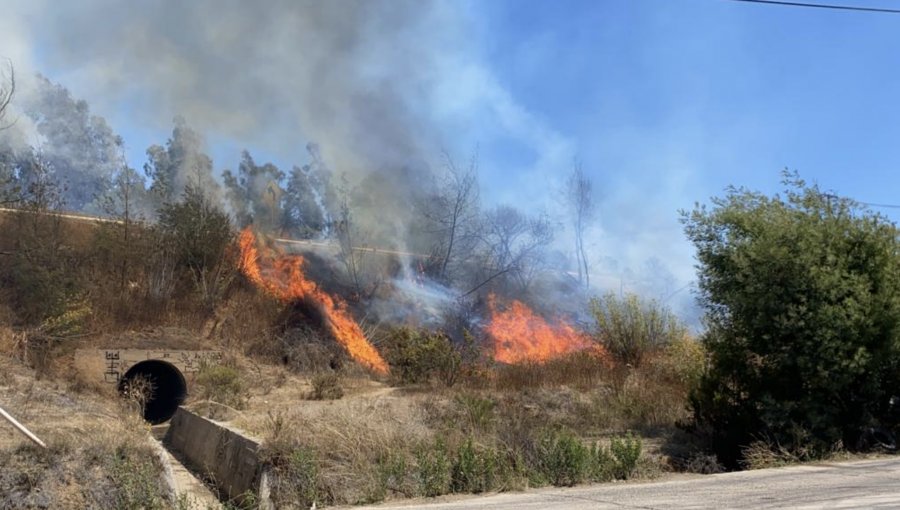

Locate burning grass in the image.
[238,228,389,375]
[485,294,606,364]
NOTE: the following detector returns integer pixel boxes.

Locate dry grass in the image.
[256,390,431,506]
[222,348,684,507]
[0,356,172,509]
[490,352,610,392]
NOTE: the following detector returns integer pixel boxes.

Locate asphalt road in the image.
[369,457,900,509]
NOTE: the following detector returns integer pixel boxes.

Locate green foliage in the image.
[281,152,336,239]
[39,299,92,338]
[536,429,591,486]
[2,169,82,324]
[307,372,344,400]
[157,185,235,310]
[530,429,643,486]
[450,438,501,493]
[608,432,642,479]
[8,257,80,323]
[682,172,900,466]
[261,431,321,510]
[589,292,687,367]
[144,117,220,208]
[650,337,706,388]
[106,448,171,510]
[222,150,285,231]
[157,185,234,277]
[382,327,464,387]
[24,75,123,213]
[195,363,246,409]
[454,393,496,433]
[366,451,409,503]
[415,438,452,497]
[272,446,320,510]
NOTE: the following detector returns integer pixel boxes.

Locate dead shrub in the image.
[120,373,156,417]
[490,349,610,392]
[307,372,344,400]
[606,365,691,431]
[195,362,248,409]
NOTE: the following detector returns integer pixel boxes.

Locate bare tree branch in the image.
[419,150,481,285]
[566,161,595,289]
[0,59,16,130]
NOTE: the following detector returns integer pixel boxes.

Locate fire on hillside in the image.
[239,227,605,372]
[485,293,605,364]
[238,227,390,375]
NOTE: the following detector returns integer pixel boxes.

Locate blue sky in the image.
[473,0,900,202]
[5,0,900,311]
[467,0,900,296]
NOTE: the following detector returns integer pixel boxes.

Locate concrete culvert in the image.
[118,360,187,424]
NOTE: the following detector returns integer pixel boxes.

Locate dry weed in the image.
[0,361,171,509]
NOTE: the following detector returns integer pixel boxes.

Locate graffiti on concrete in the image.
[83,349,224,384]
[104,350,121,383]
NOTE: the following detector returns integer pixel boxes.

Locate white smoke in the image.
[1,0,701,324]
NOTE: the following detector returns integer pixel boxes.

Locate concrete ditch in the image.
[163,407,273,508]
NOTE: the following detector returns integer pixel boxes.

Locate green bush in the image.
[451,438,501,493]
[195,363,246,409]
[649,336,706,388]
[366,451,409,503]
[589,292,686,367]
[107,448,171,510]
[537,429,591,486]
[40,299,92,338]
[682,173,900,466]
[453,393,496,433]
[382,327,463,386]
[530,429,643,486]
[157,185,235,309]
[415,438,452,497]
[608,432,642,479]
[271,446,320,509]
[7,259,79,324]
[157,186,233,274]
[588,442,616,482]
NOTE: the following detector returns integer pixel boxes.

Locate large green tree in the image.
[222,150,285,231]
[144,117,220,210]
[682,173,900,465]
[23,75,124,212]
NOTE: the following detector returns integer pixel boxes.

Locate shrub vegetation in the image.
[682,173,900,466]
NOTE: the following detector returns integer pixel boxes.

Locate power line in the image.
[821,194,900,210]
[858,201,900,209]
[721,0,900,14]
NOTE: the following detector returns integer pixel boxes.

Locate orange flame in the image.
[238,228,389,375]
[485,294,598,364]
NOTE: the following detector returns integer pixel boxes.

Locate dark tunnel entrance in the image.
[118,360,187,424]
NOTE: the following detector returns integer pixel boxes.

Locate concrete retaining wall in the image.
[164,407,263,504]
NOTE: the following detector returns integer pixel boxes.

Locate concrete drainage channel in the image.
[74,349,273,508]
[162,407,274,509]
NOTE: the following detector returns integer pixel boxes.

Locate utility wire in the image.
[821,194,900,209]
[858,201,900,209]
[721,0,900,14]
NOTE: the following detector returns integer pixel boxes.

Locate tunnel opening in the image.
[118,360,187,424]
